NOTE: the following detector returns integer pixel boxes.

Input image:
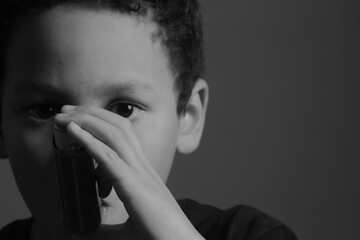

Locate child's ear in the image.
[177,79,209,154]
[0,122,8,159]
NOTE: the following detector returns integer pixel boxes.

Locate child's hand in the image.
[54,105,204,240]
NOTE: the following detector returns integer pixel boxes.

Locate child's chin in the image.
[99,199,129,225]
[89,204,130,237]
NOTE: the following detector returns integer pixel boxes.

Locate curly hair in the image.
[0,0,205,114]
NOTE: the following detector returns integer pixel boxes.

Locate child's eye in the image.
[107,102,143,120]
[28,104,60,120]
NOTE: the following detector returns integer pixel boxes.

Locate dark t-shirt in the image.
[0,199,297,240]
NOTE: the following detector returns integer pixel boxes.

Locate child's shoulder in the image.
[0,218,33,240]
[178,199,297,240]
[0,200,297,240]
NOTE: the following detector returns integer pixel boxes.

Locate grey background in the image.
[0,0,359,240]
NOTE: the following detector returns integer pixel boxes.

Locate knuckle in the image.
[75,105,88,113]
[86,105,97,113]
[76,112,94,128]
[108,129,121,143]
[116,115,127,124]
[99,126,121,148]
[105,148,119,163]
[117,117,131,129]
[123,118,131,128]
[69,112,86,124]
[77,112,88,120]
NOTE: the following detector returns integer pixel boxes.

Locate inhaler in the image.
[53,124,100,234]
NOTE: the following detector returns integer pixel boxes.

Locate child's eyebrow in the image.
[13,80,154,96]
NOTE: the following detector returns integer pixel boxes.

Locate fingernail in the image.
[62,105,76,112]
[53,114,70,131]
[54,112,71,122]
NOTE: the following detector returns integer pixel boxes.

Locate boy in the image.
[0,0,297,239]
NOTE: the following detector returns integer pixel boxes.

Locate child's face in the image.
[0,7,182,229]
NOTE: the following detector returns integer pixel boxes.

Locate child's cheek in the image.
[7,126,60,218]
[134,117,178,181]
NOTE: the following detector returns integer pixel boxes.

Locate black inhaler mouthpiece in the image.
[53,125,100,234]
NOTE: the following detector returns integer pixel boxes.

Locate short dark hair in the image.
[0,0,205,114]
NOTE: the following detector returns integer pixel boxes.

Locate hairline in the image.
[3,2,182,114]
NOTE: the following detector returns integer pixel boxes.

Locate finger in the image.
[62,106,163,184]
[66,121,136,199]
[63,106,145,159]
[66,121,129,179]
[57,112,145,174]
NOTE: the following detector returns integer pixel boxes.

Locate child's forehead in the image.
[4,6,175,99]
[8,9,154,62]
[11,7,162,59]
[15,5,158,37]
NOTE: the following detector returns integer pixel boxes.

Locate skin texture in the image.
[0,7,208,240]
